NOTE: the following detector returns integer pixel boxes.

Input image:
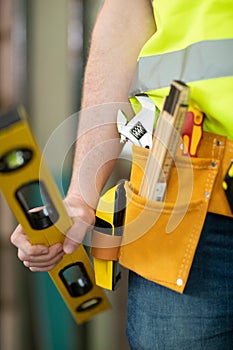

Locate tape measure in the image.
[91,182,126,290]
[0,106,110,324]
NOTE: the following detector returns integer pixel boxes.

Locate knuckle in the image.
[26,247,34,256]
[23,260,31,268]
[18,250,26,261]
[10,233,17,245]
[10,225,23,243]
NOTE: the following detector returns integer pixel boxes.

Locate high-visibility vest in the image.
[129,0,233,139]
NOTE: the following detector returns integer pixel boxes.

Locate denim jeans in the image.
[126,213,233,350]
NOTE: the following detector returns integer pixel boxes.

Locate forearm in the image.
[10,0,156,262]
[67,0,156,210]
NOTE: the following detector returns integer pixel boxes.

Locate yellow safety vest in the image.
[129,0,233,139]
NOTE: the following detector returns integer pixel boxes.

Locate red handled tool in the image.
[182,108,204,157]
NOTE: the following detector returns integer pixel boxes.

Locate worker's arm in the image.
[10,0,156,271]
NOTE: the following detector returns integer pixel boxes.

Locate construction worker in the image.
[11,0,233,349]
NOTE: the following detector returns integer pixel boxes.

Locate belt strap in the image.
[91,230,121,261]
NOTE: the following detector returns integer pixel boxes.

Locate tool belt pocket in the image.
[119,143,221,293]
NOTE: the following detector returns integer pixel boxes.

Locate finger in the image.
[63,219,88,254]
[28,264,59,272]
[11,225,49,256]
[25,253,65,272]
[18,242,63,263]
[63,236,80,255]
[23,250,65,270]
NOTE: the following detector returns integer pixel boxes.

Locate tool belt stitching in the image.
[176,201,203,282]
[179,162,216,282]
[169,135,220,282]
[227,140,233,154]
[212,138,224,161]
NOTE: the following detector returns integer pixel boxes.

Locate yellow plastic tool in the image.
[0,106,110,324]
[92,182,126,290]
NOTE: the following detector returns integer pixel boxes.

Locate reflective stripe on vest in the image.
[129,38,233,97]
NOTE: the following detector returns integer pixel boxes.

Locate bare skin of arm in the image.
[10,0,156,271]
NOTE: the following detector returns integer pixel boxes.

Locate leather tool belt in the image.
[92,131,233,293]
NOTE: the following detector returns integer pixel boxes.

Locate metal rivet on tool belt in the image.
[176,278,183,287]
[204,192,210,198]
[211,161,217,168]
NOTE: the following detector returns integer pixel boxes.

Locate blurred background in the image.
[0,0,131,349]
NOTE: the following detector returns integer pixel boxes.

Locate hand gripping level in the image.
[0,106,110,324]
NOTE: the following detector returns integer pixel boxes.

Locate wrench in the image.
[117,95,156,149]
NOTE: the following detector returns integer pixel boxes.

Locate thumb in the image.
[63,216,91,254]
[63,236,79,255]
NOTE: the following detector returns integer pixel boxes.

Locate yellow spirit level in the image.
[91,182,126,290]
[0,106,110,324]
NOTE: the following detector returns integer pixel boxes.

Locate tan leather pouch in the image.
[119,132,232,293]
